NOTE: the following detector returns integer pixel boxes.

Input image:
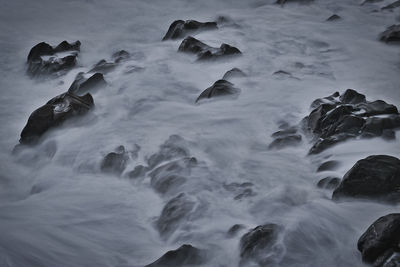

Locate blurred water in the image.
[0,0,399,266]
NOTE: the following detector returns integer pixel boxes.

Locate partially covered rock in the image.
[240,224,283,266]
[222,68,246,80]
[326,14,341,21]
[128,165,148,179]
[227,224,245,237]
[317,160,340,172]
[178,36,241,61]
[100,145,129,175]
[147,135,190,169]
[20,92,93,144]
[68,72,106,95]
[145,244,206,267]
[111,50,130,63]
[27,40,80,77]
[332,155,400,203]
[268,126,302,150]
[382,0,400,10]
[358,213,400,267]
[89,50,130,74]
[195,80,240,103]
[317,177,341,190]
[380,25,400,43]
[156,193,195,238]
[162,20,217,41]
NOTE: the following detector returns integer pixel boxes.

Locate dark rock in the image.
[227,224,245,237]
[147,135,189,169]
[357,100,398,116]
[268,134,302,149]
[317,177,341,189]
[111,50,130,63]
[27,41,80,77]
[145,244,205,267]
[20,92,93,144]
[309,133,356,154]
[271,127,298,138]
[326,14,341,21]
[362,115,400,137]
[100,145,129,175]
[317,160,340,172]
[128,165,148,179]
[310,92,340,109]
[240,223,282,266]
[222,68,246,80]
[332,155,400,203]
[339,89,366,104]
[156,193,195,237]
[195,80,240,103]
[68,72,106,95]
[162,20,217,41]
[89,60,117,74]
[382,0,400,10]
[380,25,400,43]
[358,213,400,266]
[178,36,241,61]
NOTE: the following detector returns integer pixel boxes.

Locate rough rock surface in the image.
[162,20,217,40]
[145,244,205,267]
[358,213,400,267]
[332,155,400,203]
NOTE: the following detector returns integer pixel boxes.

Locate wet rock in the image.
[362,115,400,138]
[357,100,398,116]
[145,244,205,267]
[240,223,283,266]
[268,134,302,149]
[358,213,400,267]
[68,72,106,95]
[147,135,190,169]
[162,20,217,41]
[382,0,400,10]
[339,89,366,104]
[89,60,117,74]
[272,70,300,80]
[332,155,400,203]
[156,193,195,238]
[317,177,341,190]
[227,224,245,237]
[27,40,80,77]
[111,50,130,63]
[128,165,148,179]
[317,160,340,172]
[20,92,93,144]
[310,92,340,110]
[222,68,246,80]
[380,25,400,43]
[178,36,241,61]
[326,14,341,21]
[271,127,298,138]
[195,80,240,103]
[100,145,129,175]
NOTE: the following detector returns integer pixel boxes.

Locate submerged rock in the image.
[89,50,131,74]
[380,25,400,43]
[27,40,80,77]
[145,244,206,267]
[268,125,302,150]
[100,146,129,175]
[178,36,241,61]
[162,20,217,40]
[332,155,400,203]
[317,177,341,190]
[68,72,107,95]
[317,160,340,172]
[326,14,341,21]
[195,80,240,103]
[222,68,246,80]
[358,213,400,267]
[382,0,400,10]
[147,135,190,169]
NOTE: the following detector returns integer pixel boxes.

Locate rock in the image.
[268,134,302,149]
[339,89,366,104]
[68,72,107,95]
[271,127,298,138]
[156,193,195,238]
[358,213,400,266]
[361,0,384,5]
[317,177,341,190]
[147,135,190,169]
[27,40,80,77]
[222,68,246,80]
[128,165,148,179]
[224,182,256,200]
[162,20,217,41]
[382,0,400,10]
[317,160,340,172]
[227,224,245,237]
[357,100,398,116]
[145,244,205,267]
[276,0,314,5]
[380,25,400,43]
[332,155,400,203]
[100,145,129,175]
[111,50,130,63]
[20,91,93,144]
[362,115,400,138]
[195,80,240,103]
[326,14,341,21]
[240,224,282,266]
[310,92,340,110]
[89,60,117,74]
[178,36,241,61]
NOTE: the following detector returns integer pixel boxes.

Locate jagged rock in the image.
[222,68,246,80]
[162,20,217,40]
[317,177,341,190]
[156,193,195,238]
[20,92,93,144]
[382,0,400,10]
[195,80,240,103]
[332,155,400,203]
[27,40,80,77]
[178,36,241,61]
[326,14,341,21]
[240,224,283,266]
[100,146,129,175]
[358,213,400,267]
[145,244,205,267]
[147,135,190,169]
[380,25,400,43]
[68,72,106,95]
[317,160,340,172]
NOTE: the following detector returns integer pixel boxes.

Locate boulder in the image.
[222,68,246,80]
[227,224,245,237]
[358,213,400,266]
[162,20,217,41]
[68,72,106,95]
[145,244,205,267]
[178,36,241,61]
[195,80,240,103]
[27,40,80,77]
[332,155,400,203]
[128,165,148,179]
[100,145,129,175]
[317,177,341,190]
[380,25,400,43]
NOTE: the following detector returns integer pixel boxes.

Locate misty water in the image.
[1,0,400,266]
